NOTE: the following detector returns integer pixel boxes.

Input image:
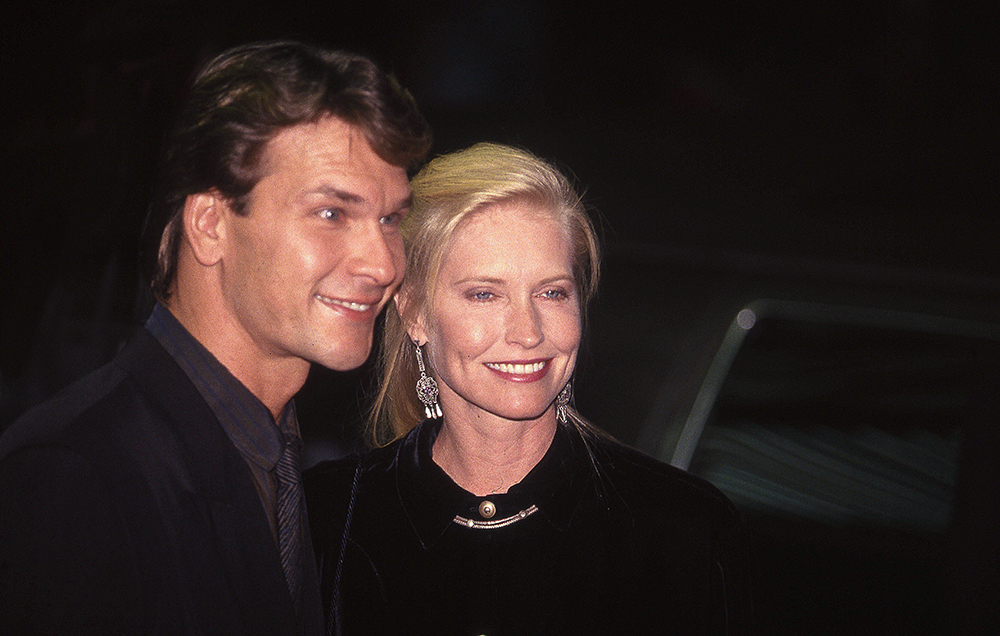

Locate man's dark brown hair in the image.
[146,40,432,302]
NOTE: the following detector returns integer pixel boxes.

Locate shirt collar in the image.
[394,418,591,549]
[145,303,292,471]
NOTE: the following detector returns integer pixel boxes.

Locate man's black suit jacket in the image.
[0,329,322,635]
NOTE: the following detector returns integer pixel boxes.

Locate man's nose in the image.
[349,223,400,287]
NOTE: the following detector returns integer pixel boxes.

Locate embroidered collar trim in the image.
[453,505,539,529]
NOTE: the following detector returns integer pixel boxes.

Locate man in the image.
[0,41,431,635]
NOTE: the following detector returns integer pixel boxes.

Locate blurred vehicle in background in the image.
[577,246,1000,635]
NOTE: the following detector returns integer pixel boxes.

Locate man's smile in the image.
[315,293,377,313]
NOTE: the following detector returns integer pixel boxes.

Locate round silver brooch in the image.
[478,500,497,519]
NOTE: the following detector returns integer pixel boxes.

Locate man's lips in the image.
[484,359,551,382]
[315,294,380,317]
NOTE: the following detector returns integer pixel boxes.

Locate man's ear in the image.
[394,288,428,345]
[182,191,228,266]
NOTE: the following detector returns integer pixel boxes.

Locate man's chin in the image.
[312,341,374,372]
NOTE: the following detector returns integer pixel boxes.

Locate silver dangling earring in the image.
[556,382,572,424]
[414,342,443,420]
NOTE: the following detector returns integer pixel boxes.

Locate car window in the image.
[675,301,1000,635]
[688,316,984,531]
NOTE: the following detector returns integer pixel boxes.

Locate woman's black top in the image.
[305,420,754,635]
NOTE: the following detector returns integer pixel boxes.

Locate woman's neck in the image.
[431,411,557,497]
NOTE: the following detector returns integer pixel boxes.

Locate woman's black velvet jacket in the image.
[305,419,754,635]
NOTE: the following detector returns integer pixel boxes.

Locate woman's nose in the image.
[505,300,543,348]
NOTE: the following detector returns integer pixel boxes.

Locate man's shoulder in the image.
[2,356,130,457]
[1,330,198,461]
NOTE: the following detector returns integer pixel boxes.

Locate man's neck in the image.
[163,298,308,421]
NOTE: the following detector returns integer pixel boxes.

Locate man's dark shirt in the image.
[146,303,296,540]
[0,303,323,634]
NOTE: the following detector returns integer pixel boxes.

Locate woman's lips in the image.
[484,359,550,382]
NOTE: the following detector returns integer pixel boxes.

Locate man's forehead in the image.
[258,115,409,196]
[262,116,363,165]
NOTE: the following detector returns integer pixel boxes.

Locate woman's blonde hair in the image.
[367,142,601,446]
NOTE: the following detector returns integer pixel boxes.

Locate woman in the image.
[306,143,753,635]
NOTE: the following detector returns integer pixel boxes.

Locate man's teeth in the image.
[486,361,546,375]
[318,295,372,311]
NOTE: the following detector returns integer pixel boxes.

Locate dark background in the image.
[2,2,999,633]
[2,0,997,440]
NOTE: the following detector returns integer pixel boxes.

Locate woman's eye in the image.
[541,288,568,300]
[470,291,494,301]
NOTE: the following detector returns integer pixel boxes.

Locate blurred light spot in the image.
[736,308,757,330]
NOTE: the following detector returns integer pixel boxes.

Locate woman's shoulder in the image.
[304,441,400,513]
[303,453,361,524]
[304,452,359,489]
[585,433,743,528]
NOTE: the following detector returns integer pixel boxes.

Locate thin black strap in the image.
[327,459,363,636]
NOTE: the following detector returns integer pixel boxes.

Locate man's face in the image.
[218,116,410,372]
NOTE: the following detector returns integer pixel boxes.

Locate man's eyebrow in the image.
[394,194,414,212]
[306,185,365,204]
[303,187,412,211]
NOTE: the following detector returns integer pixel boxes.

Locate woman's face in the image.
[411,199,581,426]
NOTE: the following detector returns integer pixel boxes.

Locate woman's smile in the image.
[484,359,551,381]
[411,198,581,425]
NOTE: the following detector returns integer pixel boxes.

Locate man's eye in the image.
[380,212,402,227]
[471,291,494,301]
[318,208,342,221]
